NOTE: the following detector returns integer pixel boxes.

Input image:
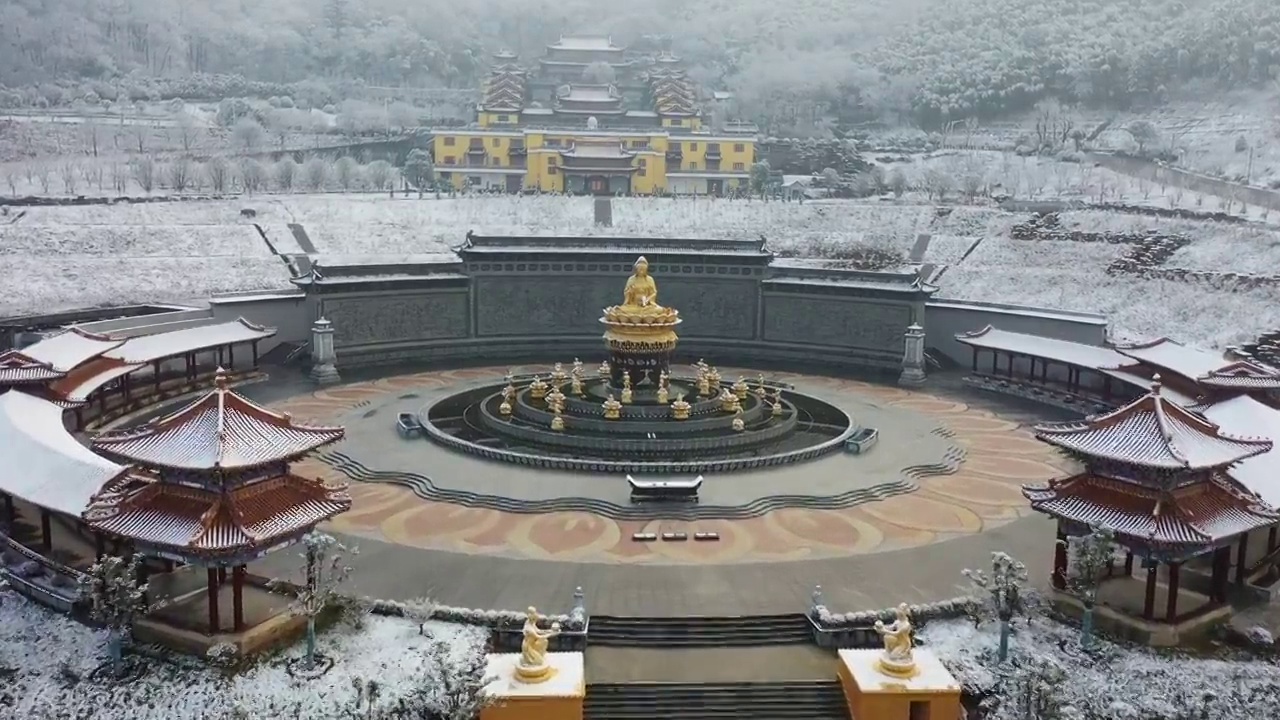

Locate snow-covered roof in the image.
[1023,472,1276,546]
[0,391,128,517]
[84,474,351,556]
[1203,395,1280,508]
[1035,376,1272,470]
[92,369,344,471]
[1114,338,1229,381]
[557,85,620,103]
[21,327,124,372]
[1197,360,1280,390]
[103,318,275,364]
[955,326,1132,370]
[562,142,633,159]
[0,350,64,385]
[550,36,621,51]
[49,357,146,404]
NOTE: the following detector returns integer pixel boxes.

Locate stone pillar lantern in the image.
[309,317,341,386]
[898,323,927,387]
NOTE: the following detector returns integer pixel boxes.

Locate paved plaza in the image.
[250,364,1072,617]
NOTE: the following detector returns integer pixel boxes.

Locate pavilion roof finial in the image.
[214,366,229,390]
[1151,373,1162,395]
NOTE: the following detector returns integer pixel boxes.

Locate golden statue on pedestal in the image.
[499,398,513,417]
[874,603,917,677]
[601,257,682,387]
[708,367,722,392]
[732,376,749,400]
[515,606,562,684]
[571,375,584,397]
[603,394,622,420]
[771,389,785,418]
[671,393,691,420]
[500,382,515,418]
[529,376,548,400]
[621,374,633,404]
[656,373,669,405]
[551,362,568,386]
[732,407,745,432]
[546,386,566,414]
[550,407,565,432]
[598,360,611,378]
[755,374,768,398]
[573,357,584,379]
[697,372,711,398]
[719,387,741,413]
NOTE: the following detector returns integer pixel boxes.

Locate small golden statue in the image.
[771,390,784,418]
[671,393,691,420]
[550,406,565,432]
[732,376,749,400]
[697,372,711,398]
[551,362,568,386]
[874,603,917,677]
[603,394,622,420]
[621,374,633,404]
[503,375,517,402]
[708,367,722,392]
[598,360,611,378]
[529,375,548,400]
[656,382,669,405]
[719,387,741,413]
[732,407,745,432]
[515,606,562,684]
[571,374,584,397]
[755,374,768,397]
[572,357,585,379]
[499,398,513,417]
[546,386,566,414]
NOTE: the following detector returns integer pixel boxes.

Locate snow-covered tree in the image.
[582,61,616,85]
[206,156,230,194]
[167,156,192,193]
[272,531,356,670]
[302,157,330,191]
[240,159,267,193]
[131,155,156,193]
[1125,120,1160,156]
[365,160,393,191]
[274,158,298,192]
[232,117,266,152]
[78,555,163,678]
[963,551,1028,662]
[749,159,771,198]
[398,638,494,720]
[334,156,360,191]
[59,162,79,194]
[403,149,434,196]
[888,168,907,197]
[1062,525,1115,649]
[922,166,953,201]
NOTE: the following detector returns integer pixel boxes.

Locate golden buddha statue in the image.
[550,407,565,432]
[755,374,768,398]
[621,374,633,404]
[719,387,741,413]
[599,360,611,378]
[732,376,749,400]
[697,372,711,398]
[529,375,548,400]
[602,257,680,325]
[671,393,691,420]
[656,382,669,405]
[571,374,584,397]
[551,362,568,386]
[572,357,585,379]
[546,387,566,414]
[603,394,622,420]
[732,407,745,432]
[708,367,722,392]
[499,398,513,417]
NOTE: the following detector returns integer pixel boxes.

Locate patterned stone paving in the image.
[272,366,1074,566]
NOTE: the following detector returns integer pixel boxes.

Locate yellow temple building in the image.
[431,35,758,196]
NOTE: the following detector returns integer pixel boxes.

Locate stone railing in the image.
[804,586,980,649]
[1,534,85,614]
[367,587,589,653]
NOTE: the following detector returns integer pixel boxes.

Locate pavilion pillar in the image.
[1052,526,1068,590]
[136,560,150,605]
[1269,526,1278,552]
[74,407,84,431]
[217,566,227,585]
[1236,534,1250,586]
[1123,551,1134,576]
[94,532,105,560]
[1006,352,1015,378]
[1142,560,1159,621]
[1103,375,1113,401]
[970,347,978,373]
[207,567,220,635]
[153,360,161,393]
[40,511,52,551]
[1165,562,1181,622]
[228,343,235,371]
[122,373,131,405]
[251,340,259,368]
[233,565,246,632]
[991,351,998,374]
[1210,547,1229,603]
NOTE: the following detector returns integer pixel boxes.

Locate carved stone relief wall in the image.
[475,276,616,336]
[659,279,757,339]
[762,295,910,352]
[321,292,469,348]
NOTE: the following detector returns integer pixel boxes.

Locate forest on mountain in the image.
[1,0,1278,129]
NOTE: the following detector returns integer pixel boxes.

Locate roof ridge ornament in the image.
[214,366,229,390]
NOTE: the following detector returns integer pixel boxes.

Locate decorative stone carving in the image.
[309,317,340,385]
[658,279,757,339]
[476,277,615,337]
[763,296,910,352]
[321,293,469,347]
[899,323,927,387]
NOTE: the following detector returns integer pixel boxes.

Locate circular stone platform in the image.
[272,365,1073,569]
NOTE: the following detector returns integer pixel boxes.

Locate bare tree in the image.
[274,158,298,192]
[887,168,908,198]
[59,162,80,194]
[957,154,987,200]
[131,122,150,153]
[86,164,105,192]
[189,162,207,192]
[334,156,359,191]
[922,166,953,201]
[34,163,51,194]
[270,532,356,670]
[1062,526,1115,650]
[302,157,330,191]
[110,163,129,194]
[240,158,267,193]
[167,156,193,193]
[176,113,199,153]
[3,168,16,196]
[206,156,230,193]
[365,160,392,191]
[232,117,266,152]
[132,156,157,193]
[1032,98,1075,151]
[82,122,103,158]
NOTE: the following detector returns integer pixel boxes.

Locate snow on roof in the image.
[557,85,619,102]
[955,326,1133,370]
[21,327,124,373]
[550,36,620,51]
[1114,338,1230,382]
[49,357,146,404]
[92,369,344,471]
[1203,395,1280,508]
[0,350,64,385]
[1035,377,1272,470]
[103,318,275,364]
[0,391,128,516]
[1197,360,1280,390]
[562,142,632,159]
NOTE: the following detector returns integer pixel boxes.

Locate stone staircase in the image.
[584,681,849,720]
[589,614,812,647]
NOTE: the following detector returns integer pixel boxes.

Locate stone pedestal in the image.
[837,649,962,720]
[309,317,341,386]
[481,652,584,720]
[898,323,927,387]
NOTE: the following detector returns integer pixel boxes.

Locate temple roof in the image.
[955,325,1133,369]
[84,473,351,557]
[549,35,622,52]
[560,141,635,160]
[1023,472,1277,546]
[92,369,344,471]
[0,349,64,385]
[104,318,274,364]
[48,356,145,404]
[21,327,124,372]
[557,84,622,103]
[1202,395,1280,508]
[1034,376,1272,470]
[1111,338,1230,383]
[1197,359,1280,390]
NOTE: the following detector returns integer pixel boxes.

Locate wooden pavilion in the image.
[83,369,349,634]
[1023,376,1278,639]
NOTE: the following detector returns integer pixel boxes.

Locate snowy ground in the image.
[923,611,1280,720]
[0,592,486,719]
